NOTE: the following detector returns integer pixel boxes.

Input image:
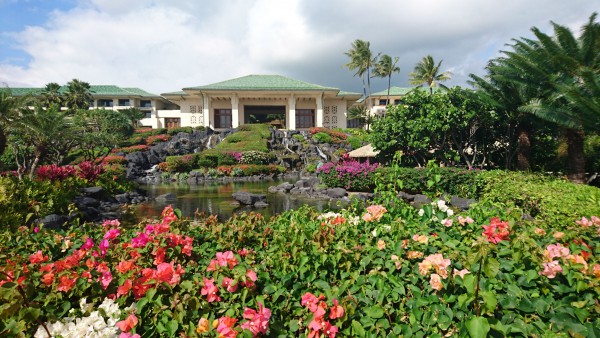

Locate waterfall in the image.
[315,145,328,161]
[204,134,222,149]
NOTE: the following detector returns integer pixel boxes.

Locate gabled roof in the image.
[161,90,189,96]
[183,74,339,92]
[6,88,45,96]
[122,87,160,97]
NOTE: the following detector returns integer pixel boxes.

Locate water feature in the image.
[134,179,340,221]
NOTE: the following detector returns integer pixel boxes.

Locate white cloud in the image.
[0,0,597,93]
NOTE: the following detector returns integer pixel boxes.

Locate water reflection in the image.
[135,180,340,221]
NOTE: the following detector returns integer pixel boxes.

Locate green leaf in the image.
[480,291,497,314]
[483,257,499,278]
[166,319,178,336]
[352,320,366,337]
[463,274,476,295]
[364,305,385,319]
[313,280,330,292]
[179,280,193,291]
[174,208,182,219]
[466,316,490,338]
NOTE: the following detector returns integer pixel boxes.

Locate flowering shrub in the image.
[318,159,379,191]
[77,161,105,182]
[240,151,272,165]
[145,134,172,145]
[97,155,127,165]
[1,193,600,337]
[165,155,195,173]
[112,145,150,154]
[309,127,347,143]
[217,164,285,177]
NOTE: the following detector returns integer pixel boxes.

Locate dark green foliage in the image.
[166,126,194,135]
[165,155,196,173]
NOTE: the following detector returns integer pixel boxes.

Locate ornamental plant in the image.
[317,159,379,191]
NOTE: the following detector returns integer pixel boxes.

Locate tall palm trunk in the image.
[565,128,586,183]
[386,75,391,105]
[515,123,531,171]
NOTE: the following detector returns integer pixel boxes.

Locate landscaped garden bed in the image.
[1,172,599,336]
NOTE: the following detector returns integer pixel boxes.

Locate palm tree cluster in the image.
[0,79,136,178]
[471,13,600,182]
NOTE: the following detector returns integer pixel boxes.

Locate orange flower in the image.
[377,240,386,250]
[41,272,54,286]
[116,314,138,332]
[197,318,210,334]
[29,250,49,264]
[407,251,424,259]
[117,279,133,298]
[430,273,443,291]
[116,260,136,274]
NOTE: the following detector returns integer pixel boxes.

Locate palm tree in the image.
[41,82,63,108]
[373,54,401,105]
[64,79,93,112]
[409,55,452,94]
[345,39,377,99]
[0,88,28,158]
[499,13,600,182]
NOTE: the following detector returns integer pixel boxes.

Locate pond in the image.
[134,179,341,221]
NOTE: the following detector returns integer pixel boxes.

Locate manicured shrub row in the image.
[309,127,348,144]
[1,194,599,336]
[112,145,150,154]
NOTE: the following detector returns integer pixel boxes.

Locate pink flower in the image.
[245,269,257,288]
[591,216,600,225]
[100,270,113,290]
[453,268,470,279]
[216,251,238,269]
[457,216,474,225]
[131,232,150,248]
[222,277,238,292]
[102,219,120,228]
[201,277,221,302]
[301,292,320,312]
[81,238,94,250]
[34,226,39,233]
[206,259,218,272]
[430,273,443,291]
[576,216,593,228]
[442,218,453,227]
[156,262,184,286]
[329,299,344,319]
[104,228,120,240]
[540,261,563,278]
[323,321,338,338]
[119,333,141,338]
[238,248,250,257]
[241,303,271,336]
[117,279,132,298]
[216,316,238,338]
[545,243,570,260]
[161,205,178,224]
[99,239,110,257]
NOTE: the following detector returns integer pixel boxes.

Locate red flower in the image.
[216,316,238,338]
[29,250,49,264]
[117,279,132,298]
[482,217,510,244]
[41,272,55,286]
[216,251,238,269]
[57,275,77,292]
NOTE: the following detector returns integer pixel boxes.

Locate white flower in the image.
[418,209,425,216]
[437,200,448,212]
[383,225,391,232]
[446,209,454,216]
[371,229,377,237]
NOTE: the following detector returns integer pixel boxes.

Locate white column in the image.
[288,94,296,130]
[231,93,239,128]
[202,94,210,128]
[316,93,323,127]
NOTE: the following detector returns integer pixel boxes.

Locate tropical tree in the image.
[41,82,63,108]
[345,39,377,99]
[120,107,146,128]
[373,54,401,105]
[10,103,77,179]
[73,109,134,161]
[0,89,25,157]
[409,55,452,94]
[494,13,600,182]
[64,79,93,112]
[347,106,371,131]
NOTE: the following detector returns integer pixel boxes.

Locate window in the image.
[144,112,152,119]
[118,99,130,106]
[379,99,389,105]
[394,99,403,105]
[214,109,232,128]
[98,99,113,107]
[140,100,152,108]
[296,109,315,128]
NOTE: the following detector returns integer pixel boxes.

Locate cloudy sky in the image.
[0,0,597,95]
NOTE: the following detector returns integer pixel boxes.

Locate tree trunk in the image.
[565,128,586,183]
[0,128,6,157]
[515,124,531,171]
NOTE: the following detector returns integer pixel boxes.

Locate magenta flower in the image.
[201,277,221,302]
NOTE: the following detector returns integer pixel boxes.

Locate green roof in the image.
[161,90,189,96]
[369,87,414,97]
[122,87,160,97]
[8,85,159,98]
[338,90,362,97]
[183,74,339,92]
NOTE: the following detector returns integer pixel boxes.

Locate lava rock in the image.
[232,192,267,205]
[156,193,177,202]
